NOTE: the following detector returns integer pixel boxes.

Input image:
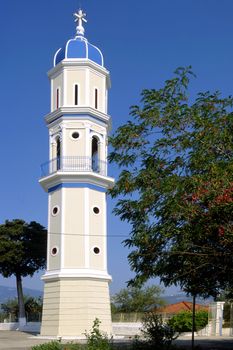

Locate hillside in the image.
[0,285,42,304]
[162,292,212,305]
[0,285,212,306]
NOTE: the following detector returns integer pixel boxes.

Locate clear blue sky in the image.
[1,0,233,295]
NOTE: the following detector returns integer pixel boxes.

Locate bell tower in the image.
[39,10,114,337]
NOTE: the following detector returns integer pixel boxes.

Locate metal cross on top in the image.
[74,9,87,37]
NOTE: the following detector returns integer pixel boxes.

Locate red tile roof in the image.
[156,301,208,314]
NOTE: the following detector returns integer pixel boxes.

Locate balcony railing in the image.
[41,156,107,177]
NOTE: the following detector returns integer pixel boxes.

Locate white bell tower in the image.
[39,10,114,337]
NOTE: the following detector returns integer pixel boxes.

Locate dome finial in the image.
[74,9,87,37]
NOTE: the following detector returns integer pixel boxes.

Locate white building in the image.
[39,10,114,337]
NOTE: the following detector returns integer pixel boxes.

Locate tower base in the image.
[40,277,112,337]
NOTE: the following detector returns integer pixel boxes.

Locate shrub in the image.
[63,344,85,350]
[168,310,208,333]
[85,318,113,350]
[31,318,113,350]
[32,342,85,350]
[140,312,177,350]
[31,341,62,350]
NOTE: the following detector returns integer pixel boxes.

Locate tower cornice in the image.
[39,171,115,193]
[48,59,111,88]
[42,269,112,282]
[44,107,112,129]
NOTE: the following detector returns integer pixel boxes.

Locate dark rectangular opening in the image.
[95,88,98,109]
[75,84,78,105]
[56,88,59,109]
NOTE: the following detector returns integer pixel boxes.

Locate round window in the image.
[71,132,80,139]
[51,247,58,256]
[52,206,59,216]
[93,247,100,255]
[93,207,100,214]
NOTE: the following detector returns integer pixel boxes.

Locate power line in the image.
[47,230,128,238]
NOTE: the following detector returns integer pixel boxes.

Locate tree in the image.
[111,285,164,313]
[24,296,43,321]
[1,296,43,322]
[109,67,233,301]
[1,298,18,321]
[109,67,233,348]
[0,219,47,328]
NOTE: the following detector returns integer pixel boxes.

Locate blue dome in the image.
[54,36,104,67]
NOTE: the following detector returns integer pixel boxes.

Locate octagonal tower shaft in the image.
[39,13,114,337]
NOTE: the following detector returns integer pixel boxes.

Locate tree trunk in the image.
[191,294,196,350]
[16,273,26,329]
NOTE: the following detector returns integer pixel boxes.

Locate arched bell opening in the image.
[91,136,99,172]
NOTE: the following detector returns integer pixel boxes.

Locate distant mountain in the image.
[0,285,42,304]
[161,292,213,305]
[0,285,213,307]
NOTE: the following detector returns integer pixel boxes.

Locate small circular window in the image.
[71,131,80,139]
[52,206,59,216]
[93,247,100,255]
[93,207,100,214]
[51,246,58,256]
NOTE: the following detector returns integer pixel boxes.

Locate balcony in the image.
[41,156,107,177]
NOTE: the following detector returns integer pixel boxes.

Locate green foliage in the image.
[141,312,177,349]
[62,344,85,350]
[0,219,47,320]
[216,289,233,301]
[31,342,182,350]
[111,285,164,313]
[0,219,47,279]
[84,318,112,350]
[1,298,18,319]
[32,342,86,350]
[25,296,43,321]
[168,310,208,332]
[1,296,42,321]
[31,319,116,350]
[31,341,62,350]
[110,302,118,314]
[219,302,233,327]
[109,66,233,297]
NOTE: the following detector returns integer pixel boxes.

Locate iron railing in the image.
[41,156,107,177]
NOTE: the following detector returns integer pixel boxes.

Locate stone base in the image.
[40,277,112,337]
